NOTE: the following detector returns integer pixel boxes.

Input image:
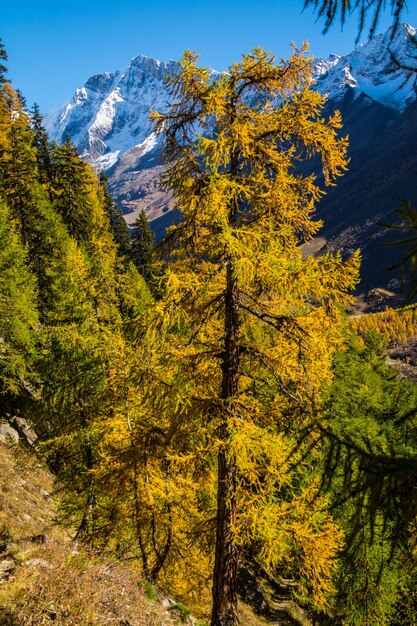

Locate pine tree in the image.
[15,88,27,112]
[0,81,74,306]
[0,39,8,85]
[319,331,417,625]
[0,84,39,241]
[131,209,154,286]
[0,197,38,401]
[99,171,132,261]
[31,103,53,187]
[51,136,96,242]
[150,46,360,624]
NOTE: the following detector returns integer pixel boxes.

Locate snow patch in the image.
[136,132,158,156]
[315,23,417,110]
[94,150,121,170]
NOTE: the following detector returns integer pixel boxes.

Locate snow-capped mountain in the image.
[46,23,417,174]
[314,23,417,111]
[45,24,417,308]
[45,56,179,170]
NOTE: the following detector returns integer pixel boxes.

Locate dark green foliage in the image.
[51,137,95,242]
[99,171,132,261]
[15,89,27,112]
[0,99,40,240]
[31,103,53,187]
[0,39,8,85]
[383,201,417,303]
[319,332,417,624]
[131,209,154,286]
[304,0,407,40]
[0,197,38,398]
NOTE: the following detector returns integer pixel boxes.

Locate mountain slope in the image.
[46,56,176,169]
[315,23,417,110]
[0,438,186,625]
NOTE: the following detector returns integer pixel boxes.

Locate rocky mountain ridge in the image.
[46,24,417,173]
[315,23,417,109]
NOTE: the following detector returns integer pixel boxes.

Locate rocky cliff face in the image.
[45,24,417,307]
[46,56,177,168]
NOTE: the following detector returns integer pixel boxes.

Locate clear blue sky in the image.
[3,0,417,112]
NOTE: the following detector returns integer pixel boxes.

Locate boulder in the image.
[0,559,15,580]
[12,417,38,446]
[0,423,19,444]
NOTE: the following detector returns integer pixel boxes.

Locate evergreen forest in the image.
[1,38,417,626]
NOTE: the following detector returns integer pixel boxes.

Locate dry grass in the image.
[1,544,181,625]
[0,441,184,626]
[0,440,57,542]
[237,603,271,626]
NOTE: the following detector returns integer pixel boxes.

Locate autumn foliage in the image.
[2,36,417,626]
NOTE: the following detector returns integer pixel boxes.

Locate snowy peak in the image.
[45,55,179,167]
[315,23,417,111]
[314,54,341,78]
[85,71,117,93]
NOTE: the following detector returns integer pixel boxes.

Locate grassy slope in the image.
[0,440,183,626]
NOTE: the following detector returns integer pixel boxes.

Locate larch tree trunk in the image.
[211,261,240,626]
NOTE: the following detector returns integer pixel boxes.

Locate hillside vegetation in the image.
[1,38,417,625]
[0,440,186,626]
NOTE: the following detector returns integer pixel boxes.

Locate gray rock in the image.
[12,417,38,446]
[0,424,19,444]
[0,559,15,579]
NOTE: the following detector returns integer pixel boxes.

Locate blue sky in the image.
[3,0,417,112]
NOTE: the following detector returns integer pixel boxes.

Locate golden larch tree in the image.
[150,45,360,625]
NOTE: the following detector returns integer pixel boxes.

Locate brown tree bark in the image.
[211,261,240,626]
[73,406,96,544]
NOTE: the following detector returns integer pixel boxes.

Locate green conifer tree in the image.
[0,197,38,402]
[51,136,96,242]
[0,38,8,85]
[131,209,154,286]
[0,85,39,243]
[319,332,417,625]
[15,88,27,112]
[99,171,132,261]
[31,103,53,187]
